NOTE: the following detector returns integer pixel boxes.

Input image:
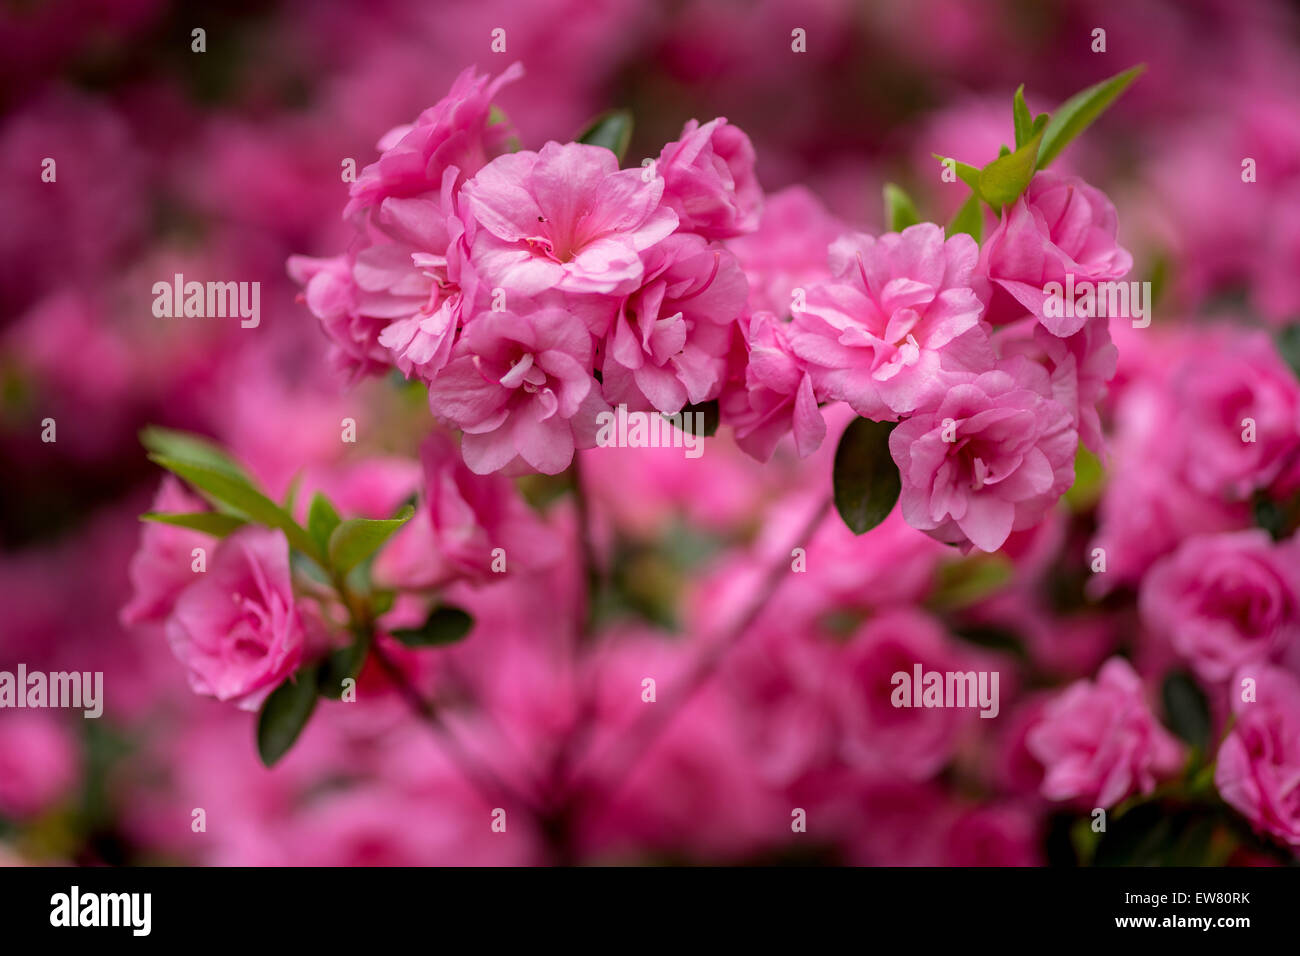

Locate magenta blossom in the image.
[426,308,607,474]
[463,141,678,299]
[601,233,746,414]
[1140,530,1300,683]
[344,62,523,218]
[655,117,762,240]
[720,311,826,461]
[164,526,305,711]
[121,476,213,627]
[979,170,1133,336]
[1216,665,1300,848]
[1027,657,1185,808]
[791,223,989,420]
[890,358,1077,553]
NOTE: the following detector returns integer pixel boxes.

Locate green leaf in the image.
[1012,85,1033,149]
[663,399,719,438]
[934,153,982,194]
[317,642,368,700]
[578,110,633,163]
[931,555,1014,610]
[1275,323,1300,381]
[326,505,415,576]
[139,426,251,481]
[946,191,983,243]
[149,455,320,560]
[306,492,342,555]
[390,605,475,647]
[978,126,1043,209]
[140,511,247,536]
[256,669,319,767]
[1037,64,1145,169]
[882,183,921,233]
[832,418,901,535]
[1162,670,1211,753]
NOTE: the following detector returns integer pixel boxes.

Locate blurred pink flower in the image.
[727,184,845,315]
[1216,664,1300,848]
[121,477,212,628]
[891,358,1077,553]
[1027,657,1184,808]
[792,223,988,419]
[164,527,305,711]
[0,713,79,819]
[1140,530,1300,683]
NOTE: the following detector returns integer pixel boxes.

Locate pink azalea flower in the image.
[121,476,212,627]
[1216,665,1300,848]
[655,117,762,239]
[344,62,523,218]
[286,252,392,381]
[463,141,678,299]
[721,311,826,462]
[1027,657,1185,808]
[600,233,746,414]
[164,527,305,711]
[426,308,608,474]
[0,713,79,820]
[791,223,989,420]
[978,170,1133,336]
[1140,530,1300,683]
[890,358,1077,553]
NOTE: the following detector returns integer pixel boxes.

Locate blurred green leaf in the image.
[578,110,634,163]
[946,191,983,243]
[390,605,475,647]
[1013,86,1033,149]
[663,399,719,437]
[140,511,247,536]
[317,642,368,700]
[307,492,343,555]
[1037,64,1145,169]
[832,418,901,535]
[979,127,1043,208]
[1162,670,1211,754]
[1275,324,1300,381]
[883,183,921,232]
[257,669,319,767]
[327,506,415,576]
[140,426,251,482]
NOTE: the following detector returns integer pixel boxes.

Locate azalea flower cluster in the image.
[291,63,757,476]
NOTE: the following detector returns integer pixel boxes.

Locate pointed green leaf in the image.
[978,127,1043,209]
[148,455,319,560]
[578,110,634,164]
[306,492,343,555]
[141,511,247,536]
[832,418,901,535]
[946,191,983,243]
[1013,85,1032,149]
[326,505,415,575]
[663,398,719,437]
[140,426,251,482]
[934,154,983,195]
[1162,670,1211,753]
[390,605,475,648]
[317,642,368,700]
[257,669,319,767]
[882,183,921,233]
[1037,64,1145,169]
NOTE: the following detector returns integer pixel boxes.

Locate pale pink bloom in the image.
[721,311,826,462]
[121,476,212,627]
[344,63,523,218]
[600,233,746,414]
[463,141,677,299]
[425,308,607,474]
[1140,531,1300,683]
[726,185,845,315]
[655,117,762,239]
[0,713,79,819]
[374,433,561,587]
[791,223,989,419]
[286,252,391,380]
[1216,665,1300,847]
[979,171,1133,336]
[890,358,1077,553]
[164,527,305,711]
[1027,657,1184,808]
[831,608,972,781]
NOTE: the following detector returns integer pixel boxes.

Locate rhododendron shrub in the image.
[8,0,1300,873]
